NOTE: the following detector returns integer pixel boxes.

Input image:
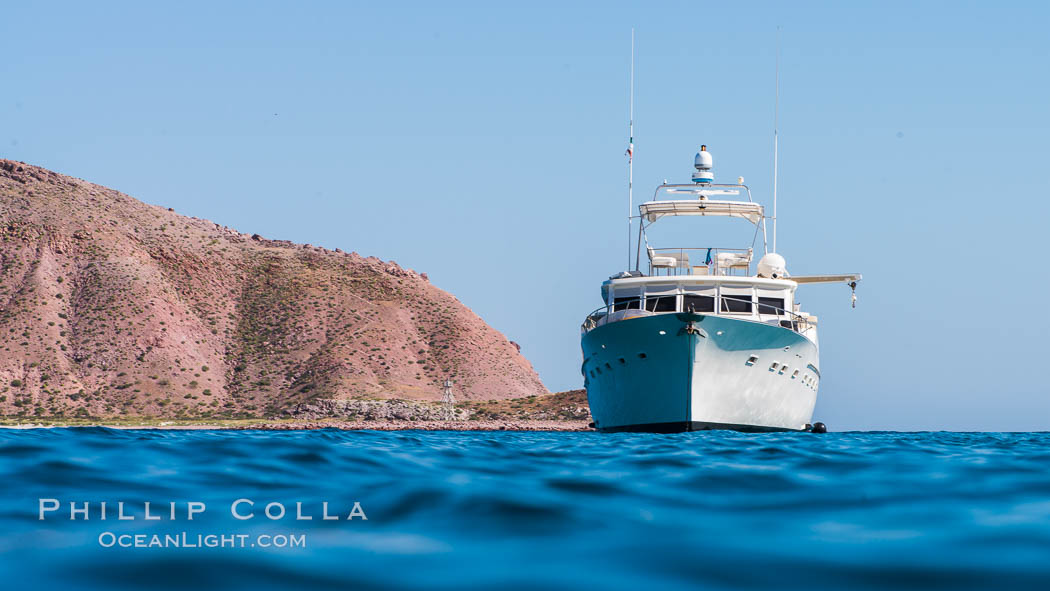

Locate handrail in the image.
[581,294,812,334]
[650,246,751,251]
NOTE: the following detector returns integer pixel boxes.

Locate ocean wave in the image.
[2,429,1049,589]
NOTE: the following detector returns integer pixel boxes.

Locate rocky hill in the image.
[0,159,546,419]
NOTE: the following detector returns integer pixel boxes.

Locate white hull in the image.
[581,312,820,432]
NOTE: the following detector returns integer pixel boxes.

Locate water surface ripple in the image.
[2,428,1048,589]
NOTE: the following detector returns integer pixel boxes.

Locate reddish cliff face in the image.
[0,159,546,418]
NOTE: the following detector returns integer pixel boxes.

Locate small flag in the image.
[625,137,633,160]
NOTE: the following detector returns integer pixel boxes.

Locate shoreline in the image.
[0,419,593,432]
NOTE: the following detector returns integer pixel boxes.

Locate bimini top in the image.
[639,183,764,224]
[639,198,764,224]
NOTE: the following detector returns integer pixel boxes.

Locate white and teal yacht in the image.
[581,146,860,433]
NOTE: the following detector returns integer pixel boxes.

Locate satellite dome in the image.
[757,253,789,279]
[692,145,714,184]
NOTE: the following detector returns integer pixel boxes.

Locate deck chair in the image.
[648,246,678,275]
[716,250,752,275]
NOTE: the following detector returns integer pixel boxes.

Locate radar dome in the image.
[757,253,789,279]
[692,145,714,183]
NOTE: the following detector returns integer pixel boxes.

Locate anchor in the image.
[682,321,705,337]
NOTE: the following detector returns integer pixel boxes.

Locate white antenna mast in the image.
[772,27,780,253]
[626,28,635,270]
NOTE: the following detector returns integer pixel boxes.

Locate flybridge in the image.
[630,146,769,277]
[625,145,860,292]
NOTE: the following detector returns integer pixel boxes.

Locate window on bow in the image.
[758,297,785,315]
[613,297,641,311]
[720,294,753,313]
[682,294,715,313]
[645,296,677,313]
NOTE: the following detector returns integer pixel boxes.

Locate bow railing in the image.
[581,295,813,335]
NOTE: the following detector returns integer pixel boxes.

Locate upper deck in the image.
[634,182,768,278]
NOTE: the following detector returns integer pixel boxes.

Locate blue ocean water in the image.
[1,428,1048,590]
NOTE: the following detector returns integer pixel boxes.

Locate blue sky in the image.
[3,1,1048,429]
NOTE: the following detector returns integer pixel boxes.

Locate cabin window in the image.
[721,294,753,313]
[645,296,677,313]
[758,297,785,315]
[683,294,715,313]
[613,297,641,311]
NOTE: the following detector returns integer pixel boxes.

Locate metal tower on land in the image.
[442,378,456,418]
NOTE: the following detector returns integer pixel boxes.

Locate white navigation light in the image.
[692,145,714,184]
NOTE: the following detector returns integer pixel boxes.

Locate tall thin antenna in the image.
[772,27,780,253]
[626,28,635,270]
